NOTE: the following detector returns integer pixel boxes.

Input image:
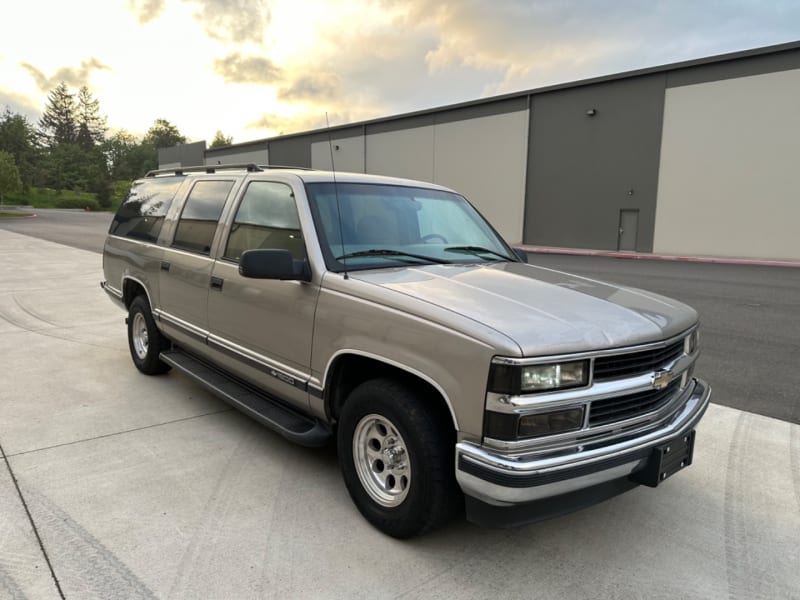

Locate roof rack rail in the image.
[144,163,264,177]
[256,164,315,171]
[144,163,315,177]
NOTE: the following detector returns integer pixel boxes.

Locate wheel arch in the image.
[122,275,154,310]
[323,350,459,432]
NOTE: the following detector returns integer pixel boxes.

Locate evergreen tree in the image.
[75,86,107,151]
[39,82,77,146]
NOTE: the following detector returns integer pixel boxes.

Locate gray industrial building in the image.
[160,41,800,261]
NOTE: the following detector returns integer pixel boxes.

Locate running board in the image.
[160,349,331,447]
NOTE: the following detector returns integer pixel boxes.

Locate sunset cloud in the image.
[128,0,271,44]
[213,53,282,84]
[21,58,111,94]
[2,0,797,142]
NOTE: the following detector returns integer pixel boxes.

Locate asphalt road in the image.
[3,208,798,425]
[0,208,112,253]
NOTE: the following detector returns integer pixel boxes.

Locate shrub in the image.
[53,196,100,211]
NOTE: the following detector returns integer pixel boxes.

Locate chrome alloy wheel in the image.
[131,311,149,360]
[353,414,411,507]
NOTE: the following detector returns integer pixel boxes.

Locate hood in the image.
[351,262,697,356]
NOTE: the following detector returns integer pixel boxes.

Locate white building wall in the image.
[359,112,528,242]
[311,135,365,172]
[654,68,800,261]
[433,111,528,244]
[366,125,435,182]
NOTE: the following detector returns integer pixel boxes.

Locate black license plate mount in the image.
[630,430,696,488]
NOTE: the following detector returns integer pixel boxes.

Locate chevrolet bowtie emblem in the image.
[652,369,673,390]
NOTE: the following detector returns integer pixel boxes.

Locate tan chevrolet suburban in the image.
[102,164,710,538]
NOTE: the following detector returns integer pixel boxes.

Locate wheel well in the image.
[122,279,147,309]
[326,354,455,432]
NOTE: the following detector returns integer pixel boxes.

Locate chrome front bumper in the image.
[456,378,711,507]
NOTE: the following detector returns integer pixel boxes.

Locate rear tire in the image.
[127,295,171,375]
[337,378,461,538]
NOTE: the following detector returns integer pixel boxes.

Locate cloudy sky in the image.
[1,0,798,145]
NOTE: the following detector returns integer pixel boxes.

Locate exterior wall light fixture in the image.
[586,108,597,116]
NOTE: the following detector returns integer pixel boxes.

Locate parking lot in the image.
[1,212,798,599]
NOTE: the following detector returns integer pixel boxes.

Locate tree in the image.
[209,130,233,148]
[38,82,77,146]
[0,150,22,208]
[75,86,107,151]
[143,118,186,150]
[104,130,138,180]
[0,109,38,192]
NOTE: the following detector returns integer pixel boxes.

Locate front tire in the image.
[337,378,461,538]
[127,295,171,375]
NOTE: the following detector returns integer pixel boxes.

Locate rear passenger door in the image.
[207,180,319,408]
[158,179,236,348]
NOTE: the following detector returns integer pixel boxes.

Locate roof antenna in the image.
[326,112,348,280]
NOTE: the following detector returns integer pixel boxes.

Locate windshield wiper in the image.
[444,246,513,261]
[335,249,450,264]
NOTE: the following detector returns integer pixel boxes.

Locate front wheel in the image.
[127,295,171,375]
[337,378,461,538]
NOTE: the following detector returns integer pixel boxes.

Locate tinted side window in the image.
[224,181,305,261]
[109,177,183,242]
[172,180,234,255]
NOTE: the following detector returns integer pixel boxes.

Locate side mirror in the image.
[239,249,310,281]
[513,247,529,263]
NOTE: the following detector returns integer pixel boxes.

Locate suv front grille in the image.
[593,340,684,381]
[588,380,681,426]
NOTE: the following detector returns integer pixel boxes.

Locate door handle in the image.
[210,276,224,291]
[160,261,171,272]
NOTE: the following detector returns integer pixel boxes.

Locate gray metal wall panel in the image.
[204,148,269,166]
[311,134,365,172]
[268,136,312,168]
[667,47,800,88]
[367,114,434,136]
[158,141,206,168]
[524,74,666,251]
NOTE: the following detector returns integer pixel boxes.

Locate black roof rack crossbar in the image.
[144,163,315,177]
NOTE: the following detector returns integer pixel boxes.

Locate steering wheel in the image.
[420,233,448,244]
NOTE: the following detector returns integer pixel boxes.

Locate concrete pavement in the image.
[1,229,798,599]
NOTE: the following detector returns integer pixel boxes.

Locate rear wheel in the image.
[337,378,461,538]
[127,295,171,375]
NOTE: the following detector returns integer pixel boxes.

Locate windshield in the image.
[305,182,516,272]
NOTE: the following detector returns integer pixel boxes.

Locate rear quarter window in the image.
[109,177,183,242]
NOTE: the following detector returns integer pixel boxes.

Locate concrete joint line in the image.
[5,407,235,459]
[0,440,66,599]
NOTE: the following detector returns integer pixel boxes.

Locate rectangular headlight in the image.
[520,361,588,392]
[489,360,589,394]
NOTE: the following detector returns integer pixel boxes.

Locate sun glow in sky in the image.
[1,0,798,145]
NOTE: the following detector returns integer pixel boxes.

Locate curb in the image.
[0,212,37,219]
[516,245,800,269]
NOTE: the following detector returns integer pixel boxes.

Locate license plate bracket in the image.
[630,430,696,487]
